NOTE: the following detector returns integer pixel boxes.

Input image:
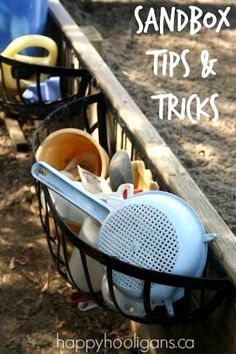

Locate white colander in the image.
[98,192,210,295]
[32,162,218,316]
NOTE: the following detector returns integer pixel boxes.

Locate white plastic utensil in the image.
[32,161,112,224]
[77,300,97,312]
[32,162,135,223]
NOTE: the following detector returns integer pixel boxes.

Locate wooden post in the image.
[80,26,103,56]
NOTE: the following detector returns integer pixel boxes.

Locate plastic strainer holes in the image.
[98,204,179,295]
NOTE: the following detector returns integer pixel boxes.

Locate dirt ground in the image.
[0,0,235,353]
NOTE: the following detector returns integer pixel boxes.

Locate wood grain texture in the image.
[80,26,103,55]
[4,117,28,152]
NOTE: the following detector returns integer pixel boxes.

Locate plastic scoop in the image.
[32,161,112,224]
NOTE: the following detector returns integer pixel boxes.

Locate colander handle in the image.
[31,161,112,224]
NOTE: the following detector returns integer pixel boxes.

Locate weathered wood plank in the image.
[4,116,28,152]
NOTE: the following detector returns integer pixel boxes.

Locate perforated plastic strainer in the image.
[97,190,218,315]
[32,161,217,315]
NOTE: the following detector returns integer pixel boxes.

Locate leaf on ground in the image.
[41,268,52,293]
[9,257,15,270]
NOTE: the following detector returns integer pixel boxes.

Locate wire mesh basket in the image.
[0,54,91,121]
[32,93,234,325]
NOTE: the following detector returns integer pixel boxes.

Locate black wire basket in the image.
[32,93,234,325]
[0,54,91,121]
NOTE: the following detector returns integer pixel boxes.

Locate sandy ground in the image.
[0,0,235,353]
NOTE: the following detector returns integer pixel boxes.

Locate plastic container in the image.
[0,0,48,53]
[35,128,110,178]
[2,35,58,90]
